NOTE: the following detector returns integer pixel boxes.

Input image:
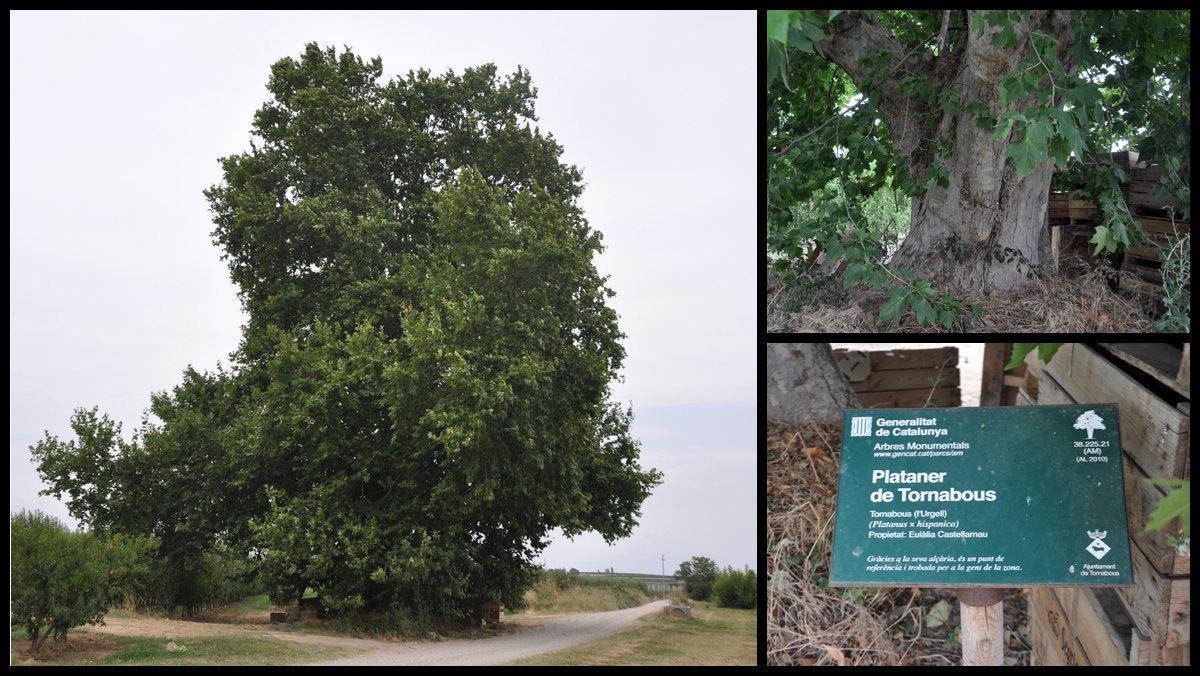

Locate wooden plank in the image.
[1161,577,1189,665]
[1133,164,1166,182]
[1177,344,1190,396]
[849,367,960,393]
[1134,215,1189,237]
[980,344,1008,407]
[1037,367,1188,577]
[1114,538,1189,664]
[1028,597,1052,666]
[1122,454,1190,577]
[854,387,961,409]
[1051,587,1131,666]
[1030,587,1090,665]
[1041,344,1189,480]
[1100,343,1188,399]
[1128,190,1183,211]
[1129,625,1153,665]
[1015,389,1036,406]
[1003,374,1026,388]
[865,346,959,371]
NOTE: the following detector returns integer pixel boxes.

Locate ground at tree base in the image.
[767,265,1158,333]
[766,421,1031,666]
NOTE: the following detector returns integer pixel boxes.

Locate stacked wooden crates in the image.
[991,343,1190,665]
[832,346,961,408]
[1047,151,1189,298]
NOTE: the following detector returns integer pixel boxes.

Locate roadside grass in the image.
[232,593,274,615]
[10,629,357,666]
[514,574,656,615]
[510,601,757,666]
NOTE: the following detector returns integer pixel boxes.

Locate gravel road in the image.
[85,599,669,666]
[311,600,669,666]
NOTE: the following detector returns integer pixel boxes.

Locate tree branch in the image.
[937,10,951,55]
[815,11,934,156]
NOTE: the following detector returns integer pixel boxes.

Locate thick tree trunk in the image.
[819,10,1074,294]
[767,343,859,424]
[889,105,1056,293]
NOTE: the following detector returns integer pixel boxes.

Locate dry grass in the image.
[510,601,756,666]
[766,421,1031,666]
[519,576,654,614]
[769,264,1157,333]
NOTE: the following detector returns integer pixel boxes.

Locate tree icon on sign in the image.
[1074,410,1106,439]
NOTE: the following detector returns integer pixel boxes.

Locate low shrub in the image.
[10,510,110,653]
[713,566,757,609]
[521,569,652,613]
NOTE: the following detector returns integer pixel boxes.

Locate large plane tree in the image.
[768,10,1189,326]
[33,44,661,624]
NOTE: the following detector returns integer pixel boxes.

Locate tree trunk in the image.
[818,10,1074,294]
[767,343,859,424]
[889,105,1056,293]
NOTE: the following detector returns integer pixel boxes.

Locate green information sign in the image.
[830,404,1132,587]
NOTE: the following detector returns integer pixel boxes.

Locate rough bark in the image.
[819,10,1075,293]
[767,343,860,424]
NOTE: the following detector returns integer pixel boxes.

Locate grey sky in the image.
[9,11,756,574]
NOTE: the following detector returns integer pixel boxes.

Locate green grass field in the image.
[10,627,357,666]
[510,601,757,666]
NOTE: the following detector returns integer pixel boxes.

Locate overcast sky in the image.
[10,11,756,574]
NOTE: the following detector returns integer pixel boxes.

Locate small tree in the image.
[675,556,719,601]
[10,510,109,653]
[713,566,757,610]
[1074,409,1106,439]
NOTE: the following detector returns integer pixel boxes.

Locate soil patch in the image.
[10,632,119,665]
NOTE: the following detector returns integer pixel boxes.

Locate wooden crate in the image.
[1037,344,1188,480]
[833,347,960,409]
[1022,344,1191,666]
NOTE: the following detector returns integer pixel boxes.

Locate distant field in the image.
[510,601,757,666]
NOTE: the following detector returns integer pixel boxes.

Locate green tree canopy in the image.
[32,43,661,624]
[675,555,719,600]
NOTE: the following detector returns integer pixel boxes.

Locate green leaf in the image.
[878,292,908,323]
[828,10,844,21]
[926,599,952,628]
[1004,137,1044,179]
[1144,481,1189,536]
[1005,343,1037,370]
[1024,119,1053,148]
[843,262,870,288]
[939,309,957,329]
[912,298,936,325]
[800,22,828,44]
[767,11,790,43]
[766,41,781,87]
[993,116,1016,141]
[1036,343,1063,364]
[1090,225,1117,254]
[1049,134,1070,166]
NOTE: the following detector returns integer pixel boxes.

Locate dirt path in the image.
[84,600,669,665]
[312,600,669,666]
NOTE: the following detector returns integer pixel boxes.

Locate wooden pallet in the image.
[832,347,961,409]
[1020,344,1191,666]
